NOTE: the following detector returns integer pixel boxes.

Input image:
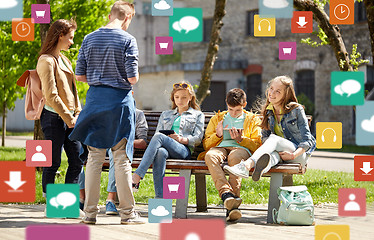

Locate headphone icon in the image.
[258,19,271,31]
[321,128,337,142]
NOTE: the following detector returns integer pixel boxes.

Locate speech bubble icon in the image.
[334,85,344,96]
[172,21,182,32]
[49,197,59,208]
[179,16,199,34]
[56,191,77,209]
[341,79,361,97]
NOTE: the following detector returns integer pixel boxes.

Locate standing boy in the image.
[69,1,143,224]
[198,88,262,222]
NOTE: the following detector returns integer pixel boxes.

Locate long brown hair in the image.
[39,19,77,57]
[260,76,299,130]
[170,81,200,110]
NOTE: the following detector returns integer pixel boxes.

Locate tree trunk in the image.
[34,0,51,141]
[196,0,227,104]
[294,0,353,71]
[2,101,6,147]
[364,0,374,62]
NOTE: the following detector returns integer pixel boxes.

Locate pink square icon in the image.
[26,140,52,167]
[26,225,89,240]
[155,36,173,55]
[163,176,185,199]
[338,188,366,217]
[279,42,297,60]
[31,4,51,24]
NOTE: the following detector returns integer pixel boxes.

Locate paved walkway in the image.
[0,203,373,240]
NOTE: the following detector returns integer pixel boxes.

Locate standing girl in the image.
[36,19,82,197]
[132,82,205,198]
[224,76,316,180]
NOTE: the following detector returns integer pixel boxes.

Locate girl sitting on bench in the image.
[224,76,316,181]
[132,82,205,198]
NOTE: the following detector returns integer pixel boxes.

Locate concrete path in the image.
[0,203,373,240]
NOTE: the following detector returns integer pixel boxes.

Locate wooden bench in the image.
[103,111,311,223]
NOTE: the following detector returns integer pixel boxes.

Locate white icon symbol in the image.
[321,128,337,142]
[15,22,31,38]
[334,79,361,97]
[344,194,360,211]
[5,171,26,192]
[49,192,77,209]
[258,19,271,31]
[159,42,169,49]
[35,10,46,18]
[31,145,47,161]
[322,232,342,240]
[360,162,373,175]
[297,16,308,28]
[151,205,169,216]
[0,0,18,9]
[263,0,289,9]
[154,0,170,10]
[172,16,199,34]
[282,48,292,55]
[185,232,200,240]
[168,183,180,193]
[334,4,350,21]
[361,115,374,133]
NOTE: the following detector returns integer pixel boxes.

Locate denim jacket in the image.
[156,107,205,149]
[262,105,316,155]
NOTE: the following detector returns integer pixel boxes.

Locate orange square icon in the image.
[12,18,35,41]
[330,0,354,25]
[0,161,35,203]
[291,11,313,33]
[354,155,374,181]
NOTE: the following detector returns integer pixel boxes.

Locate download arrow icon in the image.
[4,171,26,191]
[297,16,308,28]
[360,162,373,175]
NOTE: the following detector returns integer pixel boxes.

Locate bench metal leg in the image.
[282,174,294,186]
[175,169,192,218]
[195,173,208,212]
[267,172,283,224]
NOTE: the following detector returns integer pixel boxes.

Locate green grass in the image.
[0,131,34,136]
[318,145,374,154]
[1,146,373,205]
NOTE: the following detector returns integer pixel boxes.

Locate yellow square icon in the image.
[315,225,350,240]
[316,122,342,149]
[254,15,275,37]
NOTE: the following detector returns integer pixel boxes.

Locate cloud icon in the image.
[172,16,200,34]
[151,205,170,216]
[334,79,361,97]
[263,0,289,9]
[0,0,18,9]
[49,191,77,209]
[361,115,374,133]
[154,0,170,10]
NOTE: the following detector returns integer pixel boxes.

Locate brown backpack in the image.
[16,70,45,120]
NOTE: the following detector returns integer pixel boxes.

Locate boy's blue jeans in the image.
[134,132,191,198]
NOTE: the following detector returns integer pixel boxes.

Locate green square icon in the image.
[169,8,203,42]
[46,184,79,218]
[331,71,364,106]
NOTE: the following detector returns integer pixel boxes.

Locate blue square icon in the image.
[152,0,173,16]
[148,199,172,223]
[259,0,293,19]
[356,101,374,146]
[0,0,23,21]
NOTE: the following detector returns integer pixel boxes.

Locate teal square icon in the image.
[46,184,79,218]
[148,198,172,223]
[331,71,364,106]
[169,8,203,42]
[0,0,23,21]
[356,101,374,146]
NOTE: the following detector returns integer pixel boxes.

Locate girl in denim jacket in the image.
[224,76,316,181]
[132,82,205,198]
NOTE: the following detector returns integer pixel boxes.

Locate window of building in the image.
[201,81,227,112]
[246,10,259,36]
[355,1,367,23]
[295,70,315,104]
[246,74,262,110]
[203,18,213,42]
[365,65,374,92]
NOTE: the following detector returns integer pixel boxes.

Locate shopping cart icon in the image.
[167,184,180,193]
[282,47,292,55]
[35,11,46,18]
[159,42,169,49]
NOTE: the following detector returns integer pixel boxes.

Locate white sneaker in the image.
[223,161,250,178]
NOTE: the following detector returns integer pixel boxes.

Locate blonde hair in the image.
[260,76,299,130]
[170,81,200,110]
[110,1,135,20]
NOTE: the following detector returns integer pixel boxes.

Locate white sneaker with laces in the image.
[223,161,250,178]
